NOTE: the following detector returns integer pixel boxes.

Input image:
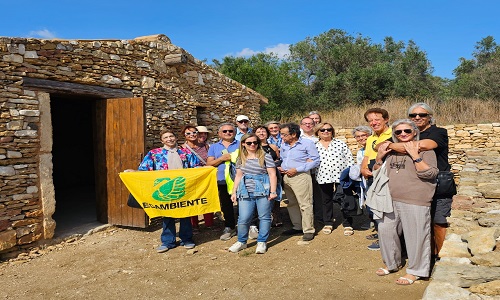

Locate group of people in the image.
[129,103,455,286]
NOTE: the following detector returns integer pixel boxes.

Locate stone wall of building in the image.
[0,34,267,253]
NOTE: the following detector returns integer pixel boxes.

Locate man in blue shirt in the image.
[278,123,320,241]
[235,115,252,141]
[207,123,240,240]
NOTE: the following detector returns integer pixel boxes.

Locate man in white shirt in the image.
[300,117,318,142]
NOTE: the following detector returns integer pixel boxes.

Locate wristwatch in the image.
[413,157,423,163]
[375,161,383,166]
[270,192,277,195]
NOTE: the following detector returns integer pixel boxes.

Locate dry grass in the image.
[285,98,500,128]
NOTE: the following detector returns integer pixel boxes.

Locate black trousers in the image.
[217,183,236,229]
[318,182,337,226]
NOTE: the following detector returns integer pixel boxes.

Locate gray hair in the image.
[407,102,436,125]
[352,125,372,136]
[264,120,280,127]
[391,119,420,141]
[217,122,236,132]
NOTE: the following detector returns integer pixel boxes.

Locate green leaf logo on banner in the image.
[152,177,186,202]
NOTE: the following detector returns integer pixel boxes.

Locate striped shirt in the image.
[236,153,275,192]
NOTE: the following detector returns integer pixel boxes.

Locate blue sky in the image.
[1,0,498,79]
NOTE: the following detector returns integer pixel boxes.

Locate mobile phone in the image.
[221,149,228,155]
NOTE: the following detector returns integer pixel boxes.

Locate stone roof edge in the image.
[0,34,269,104]
[133,35,268,104]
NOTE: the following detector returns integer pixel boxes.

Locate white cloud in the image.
[28,29,57,39]
[234,43,290,59]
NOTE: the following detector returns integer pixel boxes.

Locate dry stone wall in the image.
[0,34,266,253]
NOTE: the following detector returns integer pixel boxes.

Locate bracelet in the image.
[270,192,277,195]
[375,161,383,166]
[413,157,423,163]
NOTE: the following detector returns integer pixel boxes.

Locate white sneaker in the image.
[255,242,267,254]
[228,241,247,253]
[248,225,259,240]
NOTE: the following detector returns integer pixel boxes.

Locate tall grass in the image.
[283,98,500,127]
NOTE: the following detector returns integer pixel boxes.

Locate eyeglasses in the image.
[184,131,198,136]
[245,141,259,146]
[221,130,234,134]
[354,134,369,139]
[238,120,249,123]
[409,113,429,118]
[319,128,333,132]
[394,129,413,135]
[301,122,313,126]
[280,133,290,137]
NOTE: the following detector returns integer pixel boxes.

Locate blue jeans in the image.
[161,217,193,248]
[237,194,273,243]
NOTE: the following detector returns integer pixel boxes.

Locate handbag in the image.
[334,185,363,216]
[435,171,457,197]
[127,193,142,208]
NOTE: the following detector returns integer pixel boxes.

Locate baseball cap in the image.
[236,115,249,122]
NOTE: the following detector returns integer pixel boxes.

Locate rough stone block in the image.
[470,252,500,267]
[439,240,471,258]
[452,195,475,210]
[0,166,16,176]
[462,228,500,255]
[469,280,500,296]
[422,282,479,300]
[0,229,17,251]
[432,264,500,287]
[0,219,11,231]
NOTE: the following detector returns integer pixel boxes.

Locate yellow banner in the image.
[119,167,220,218]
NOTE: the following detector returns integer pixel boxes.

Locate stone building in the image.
[0,34,267,253]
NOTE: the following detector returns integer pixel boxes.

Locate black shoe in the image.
[302,233,314,241]
[281,228,302,236]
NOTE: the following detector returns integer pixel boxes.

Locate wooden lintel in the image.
[22,77,134,99]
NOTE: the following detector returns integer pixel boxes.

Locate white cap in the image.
[196,126,209,133]
[236,115,249,122]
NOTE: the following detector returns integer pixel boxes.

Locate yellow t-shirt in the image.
[364,128,392,160]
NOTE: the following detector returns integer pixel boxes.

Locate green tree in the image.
[289,29,437,108]
[212,53,307,120]
[451,36,500,99]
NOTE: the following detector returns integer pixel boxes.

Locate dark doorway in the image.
[50,95,101,237]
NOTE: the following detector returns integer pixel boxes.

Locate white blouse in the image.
[315,139,354,184]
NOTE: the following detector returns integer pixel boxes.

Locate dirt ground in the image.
[0,210,429,300]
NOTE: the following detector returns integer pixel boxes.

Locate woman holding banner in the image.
[136,128,202,253]
[181,124,215,231]
[229,133,278,254]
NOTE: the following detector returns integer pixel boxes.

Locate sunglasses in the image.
[221,130,234,133]
[238,120,249,123]
[394,129,413,135]
[409,113,429,118]
[184,131,198,136]
[319,128,333,132]
[245,141,259,146]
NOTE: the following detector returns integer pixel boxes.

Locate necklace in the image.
[395,155,406,174]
